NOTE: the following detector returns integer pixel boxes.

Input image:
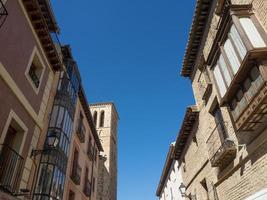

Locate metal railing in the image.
[206,122,236,166]
[0,144,24,194]
[0,0,8,28]
[71,162,81,185]
[83,179,91,197]
[76,122,85,143]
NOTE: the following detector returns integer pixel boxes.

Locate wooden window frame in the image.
[210,5,267,105]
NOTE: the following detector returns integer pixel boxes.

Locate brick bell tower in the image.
[90,102,119,200]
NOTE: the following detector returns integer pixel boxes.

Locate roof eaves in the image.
[173,106,199,160]
[156,143,175,196]
[181,0,212,78]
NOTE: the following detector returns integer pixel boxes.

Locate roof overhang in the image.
[156,143,175,196]
[174,106,199,160]
[181,0,212,77]
[23,0,62,71]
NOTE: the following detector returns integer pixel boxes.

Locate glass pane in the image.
[230,25,247,59]
[218,55,232,86]
[213,64,227,96]
[56,107,65,128]
[224,39,241,74]
[49,106,59,127]
[240,18,266,48]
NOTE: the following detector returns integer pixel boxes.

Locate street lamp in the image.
[31,133,59,158]
[46,134,59,147]
[179,183,196,200]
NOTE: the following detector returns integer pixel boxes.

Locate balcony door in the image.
[0,120,25,194]
[214,107,228,143]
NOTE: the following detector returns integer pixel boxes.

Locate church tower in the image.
[90,102,119,200]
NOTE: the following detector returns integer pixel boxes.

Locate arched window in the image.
[100,111,105,127]
[93,111,97,126]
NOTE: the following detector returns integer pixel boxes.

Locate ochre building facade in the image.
[157,0,267,199]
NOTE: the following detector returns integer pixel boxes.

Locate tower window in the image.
[93,111,97,126]
[100,111,105,127]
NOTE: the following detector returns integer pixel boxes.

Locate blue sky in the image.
[51,0,195,199]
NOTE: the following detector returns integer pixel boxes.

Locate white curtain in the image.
[219,55,232,87]
[213,64,227,97]
[230,25,247,59]
[224,39,241,74]
[240,18,266,48]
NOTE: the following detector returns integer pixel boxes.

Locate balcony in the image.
[206,123,236,167]
[0,144,24,194]
[71,163,81,185]
[83,179,91,197]
[0,0,8,28]
[76,122,85,143]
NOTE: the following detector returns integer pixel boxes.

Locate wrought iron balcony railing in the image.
[71,163,81,185]
[76,122,85,143]
[83,179,91,197]
[206,122,237,167]
[0,0,8,28]
[0,144,24,195]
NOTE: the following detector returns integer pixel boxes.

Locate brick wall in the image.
[182,0,267,199]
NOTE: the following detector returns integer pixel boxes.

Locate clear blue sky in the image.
[51,0,195,199]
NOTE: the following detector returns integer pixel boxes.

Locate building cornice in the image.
[181,0,212,77]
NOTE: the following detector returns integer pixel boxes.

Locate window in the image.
[26,49,45,92]
[239,18,266,48]
[224,38,241,74]
[0,0,8,24]
[211,16,267,100]
[93,111,97,126]
[92,177,95,192]
[182,159,186,172]
[213,64,227,96]
[100,111,105,127]
[68,190,75,200]
[0,122,25,194]
[214,107,228,140]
